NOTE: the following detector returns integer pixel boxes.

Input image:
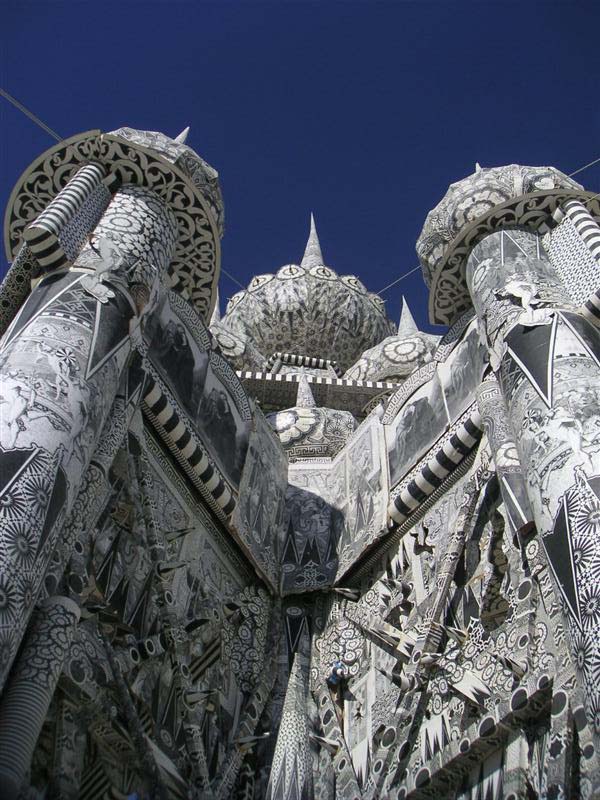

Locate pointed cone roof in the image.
[397,296,419,337]
[174,126,190,144]
[300,213,324,269]
[296,373,316,408]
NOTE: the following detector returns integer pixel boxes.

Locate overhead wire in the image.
[0,88,62,142]
[376,264,421,296]
[3,87,600,294]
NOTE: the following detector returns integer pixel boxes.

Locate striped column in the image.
[581,288,600,326]
[143,374,235,515]
[388,408,483,526]
[23,163,108,273]
[552,198,600,325]
[0,596,80,800]
[265,351,343,377]
[562,198,600,264]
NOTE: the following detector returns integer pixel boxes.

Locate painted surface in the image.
[1,139,599,799]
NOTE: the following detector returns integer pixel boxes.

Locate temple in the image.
[1,126,600,799]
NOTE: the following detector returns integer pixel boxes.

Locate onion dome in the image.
[267,374,357,459]
[416,164,590,325]
[221,215,395,372]
[344,298,438,382]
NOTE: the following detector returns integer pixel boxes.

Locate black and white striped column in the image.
[388,409,483,526]
[562,198,600,264]
[143,375,235,516]
[265,351,343,377]
[23,163,108,272]
[554,199,600,326]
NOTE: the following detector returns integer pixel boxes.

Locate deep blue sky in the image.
[2,0,600,332]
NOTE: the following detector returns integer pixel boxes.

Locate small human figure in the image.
[0,378,35,449]
[327,660,348,687]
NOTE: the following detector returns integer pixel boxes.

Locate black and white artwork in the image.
[438,318,488,422]
[387,370,447,487]
[145,289,251,487]
[2,130,600,800]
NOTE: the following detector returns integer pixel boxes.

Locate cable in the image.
[0,88,62,142]
[377,264,421,295]
[220,266,247,291]
[568,155,600,179]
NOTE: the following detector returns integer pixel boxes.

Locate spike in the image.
[475,162,482,172]
[296,373,316,408]
[300,212,324,269]
[209,288,221,325]
[174,126,190,144]
[397,296,419,337]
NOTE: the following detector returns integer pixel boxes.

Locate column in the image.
[466,227,600,739]
[0,185,177,689]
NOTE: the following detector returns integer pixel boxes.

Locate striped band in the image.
[23,163,107,272]
[562,199,600,264]
[239,370,398,390]
[582,289,600,326]
[143,375,236,516]
[388,409,483,526]
[265,352,343,377]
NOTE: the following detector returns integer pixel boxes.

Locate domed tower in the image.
[214,215,412,426]
[218,214,395,374]
[419,162,600,772]
[344,296,439,382]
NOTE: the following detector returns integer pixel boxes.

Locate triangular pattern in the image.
[505,316,558,408]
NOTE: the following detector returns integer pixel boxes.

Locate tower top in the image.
[296,373,316,408]
[300,213,324,269]
[397,296,418,337]
[174,126,190,144]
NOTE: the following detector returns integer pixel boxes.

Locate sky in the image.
[2,0,600,333]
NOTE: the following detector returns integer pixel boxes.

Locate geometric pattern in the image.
[3,135,600,800]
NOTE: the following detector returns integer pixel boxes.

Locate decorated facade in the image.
[1,127,600,799]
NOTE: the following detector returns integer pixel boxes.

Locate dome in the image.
[221,216,395,372]
[267,374,357,459]
[109,126,224,235]
[344,298,438,382]
[416,164,588,325]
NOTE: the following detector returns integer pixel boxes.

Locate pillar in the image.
[0,184,177,689]
[465,227,600,738]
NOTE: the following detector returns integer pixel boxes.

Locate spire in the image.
[174,126,190,144]
[397,296,419,337]
[209,288,221,326]
[300,213,324,269]
[296,374,316,408]
[475,162,482,172]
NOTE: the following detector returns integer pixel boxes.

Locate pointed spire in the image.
[209,288,221,325]
[296,373,316,408]
[300,213,324,269]
[397,296,419,337]
[475,162,482,172]
[174,126,190,144]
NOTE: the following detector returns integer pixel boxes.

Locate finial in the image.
[209,288,221,325]
[174,126,190,144]
[397,296,419,337]
[296,373,316,408]
[300,213,324,269]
